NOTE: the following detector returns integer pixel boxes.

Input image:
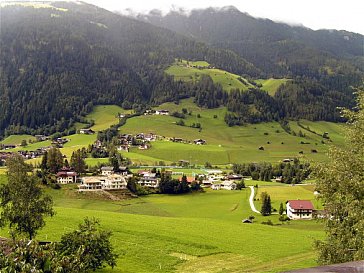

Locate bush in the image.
[58,218,118,271]
[261,220,274,225]
[279,215,290,222]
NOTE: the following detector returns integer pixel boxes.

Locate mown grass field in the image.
[165,60,254,92]
[255,78,290,96]
[88,105,131,132]
[0,176,324,273]
[0,134,36,145]
[120,98,344,165]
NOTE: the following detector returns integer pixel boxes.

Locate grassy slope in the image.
[120,99,344,165]
[165,60,254,92]
[21,183,323,273]
[0,134,36,145]
[255,78,290,96]
[88,105,131,132]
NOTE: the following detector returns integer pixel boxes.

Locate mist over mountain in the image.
[136,6,364,76]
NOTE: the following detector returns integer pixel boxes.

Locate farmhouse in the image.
[221,181,237,190]
[35,134,49,141]
[101,166,114,176]
[193,139,206,145]
[155,110,169,115]
[286,200,314,220]
[79,128,95,134]
[56,171,78,184]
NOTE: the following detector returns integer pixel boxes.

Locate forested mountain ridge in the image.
[0,1,259,137]
[137,6,364,77]
[0,2,362,138]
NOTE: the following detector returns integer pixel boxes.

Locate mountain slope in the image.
[0,1,260,137]
[137,6,364,77]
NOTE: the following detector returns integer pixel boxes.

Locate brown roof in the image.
[56,171,77,177]
[287,200,314,210]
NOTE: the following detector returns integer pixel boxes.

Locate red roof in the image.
[287,200,314,210]
[178,176,196,183]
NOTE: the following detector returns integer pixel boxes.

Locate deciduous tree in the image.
[0,155,54,239]
[315,90,364,264]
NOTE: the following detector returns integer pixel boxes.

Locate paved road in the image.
[248,186,261,214]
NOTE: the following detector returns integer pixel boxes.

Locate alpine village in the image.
[0,1,363,273]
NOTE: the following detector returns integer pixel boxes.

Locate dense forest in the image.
[0,2,363,138]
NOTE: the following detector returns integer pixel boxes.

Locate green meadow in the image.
[1,100,345,166]
[120,98,344,165]
[88,105,131,132]
[0,134,36,145]
[165,60,254,92]
[255,78,290,96]
[0,178,324,273]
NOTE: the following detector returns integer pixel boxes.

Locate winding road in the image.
[248,186,261,214]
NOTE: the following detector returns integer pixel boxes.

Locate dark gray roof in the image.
[282,260,364,273]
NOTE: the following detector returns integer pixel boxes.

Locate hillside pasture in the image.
[88,105,130,132]
[255,78,290,96]
[165,60,254,92]
[0,134,36,145]
[121,99,343,164]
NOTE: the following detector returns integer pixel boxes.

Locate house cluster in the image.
[51,138,69,148]
[170,137,207,145]
[116,133,157,152]
[0,149,48,164]
[144,109,170,116]
[79,166,130,191]
[202,171,243,190]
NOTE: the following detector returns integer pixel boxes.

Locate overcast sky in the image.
[83,0,364,34]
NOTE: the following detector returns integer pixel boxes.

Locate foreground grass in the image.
[41,187,323,273]
[0,175,324,273]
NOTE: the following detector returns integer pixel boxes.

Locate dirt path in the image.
[249,186,261,214]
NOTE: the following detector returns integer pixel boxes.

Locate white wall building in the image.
[286,200,314,220]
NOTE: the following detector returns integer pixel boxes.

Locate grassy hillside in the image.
[0,181,323,273]
[255,78,290,96]
[0,134,36,145]
[88,105,131,132]
[1,102,345,166]
[120,99,344,165]
[165,59,254,92]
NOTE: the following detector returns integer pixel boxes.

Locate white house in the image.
[155,110,169,115]
[101,174,127,190]
[79,128,95,134]
[211,183,221,190]
[79,174,127,191]
[137,177,159,188]
[101,166,114,176]
[286,200,314,220]
[221,181,237,190]
[79,177,103,191]
[56,171,77,184]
